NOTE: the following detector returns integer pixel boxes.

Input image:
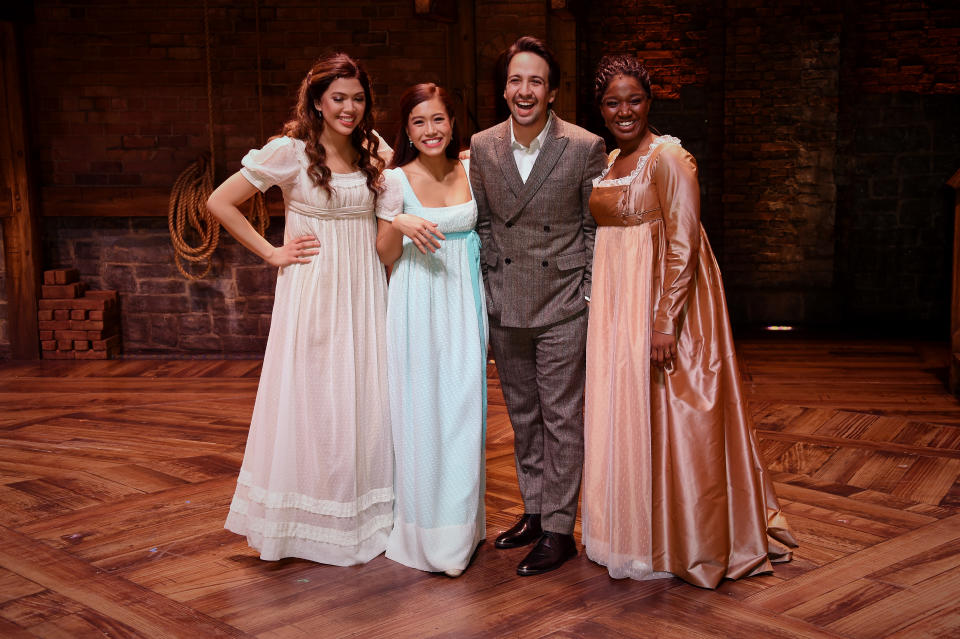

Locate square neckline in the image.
[396,160,474,210]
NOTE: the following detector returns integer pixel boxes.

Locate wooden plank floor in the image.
[1,339,959,638]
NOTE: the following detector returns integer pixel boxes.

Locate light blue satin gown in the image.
[378,163,488,573]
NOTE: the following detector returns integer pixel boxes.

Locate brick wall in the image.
[849,0,960,94]
[28,0,450,190]
[17,0,453,356]
[835,2,960,333]
[3,1,959,357]
[42,216,283,355]
[721,1,843,326]
[582,0,959,331]
[581,0,726,259]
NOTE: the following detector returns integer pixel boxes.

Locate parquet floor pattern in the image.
[0,340,958,637]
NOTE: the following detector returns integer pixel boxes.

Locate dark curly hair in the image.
[281,53,383,201]
[390,83,462,168]
[502,36,561,90]
[594,55,652,105]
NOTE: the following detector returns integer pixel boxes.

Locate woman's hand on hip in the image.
[393,213,445,254]
[267,234,320,267]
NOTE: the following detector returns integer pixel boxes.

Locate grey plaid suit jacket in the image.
[470,116,607,328]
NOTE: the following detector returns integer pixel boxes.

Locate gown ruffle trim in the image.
[233,469,393,517]
[593,135,682,186]
[226,495,392,548]
[225,471,394,563]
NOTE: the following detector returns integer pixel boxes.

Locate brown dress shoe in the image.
[494,513,542,549]
[516,532,577,576]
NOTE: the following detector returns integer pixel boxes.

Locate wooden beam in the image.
[444,0,477,141]
[949,167,960,394]
[547,0,580,123]
[1,21,41,359]
[413,0,457,23]
[38,186,284,217]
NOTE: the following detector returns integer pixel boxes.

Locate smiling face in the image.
[503,51,557,132]
[314,77,366,137]
[600,74,651,145]
[406,96,453,158]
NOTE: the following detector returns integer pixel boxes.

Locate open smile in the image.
[514,100,536,113]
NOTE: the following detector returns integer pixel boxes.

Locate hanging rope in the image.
[168,0,218,279]
[168,0,268,279]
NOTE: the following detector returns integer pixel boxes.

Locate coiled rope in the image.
[169,0,269,279]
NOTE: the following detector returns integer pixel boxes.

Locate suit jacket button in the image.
[541,260,549,267]
[506,221,514,228]
[543,225,550,231]
[504,257,512,264]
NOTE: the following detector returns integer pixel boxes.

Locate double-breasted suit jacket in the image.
[470,116,607,329]
[470,114,607,534]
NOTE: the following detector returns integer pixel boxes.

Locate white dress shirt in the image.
[510,111,555,183]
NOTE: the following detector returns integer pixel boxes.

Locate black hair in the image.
[594,55,652,104]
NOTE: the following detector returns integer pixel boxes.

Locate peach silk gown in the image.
[582,135,797,589]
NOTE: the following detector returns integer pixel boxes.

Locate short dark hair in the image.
[502,36,561,90]
[594,55,652,105]
[390,83,462,168]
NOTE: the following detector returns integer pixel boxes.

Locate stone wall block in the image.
[179,313,213,335]
[102,264,137,292]
[180,334,223,351]
[235,266,279,296]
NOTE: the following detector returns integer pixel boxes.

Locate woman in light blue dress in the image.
[376,83,487,577]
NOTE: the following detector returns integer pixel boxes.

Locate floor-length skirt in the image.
[225,212,393,566]
[584,222,795,588]
[385,232,488,573]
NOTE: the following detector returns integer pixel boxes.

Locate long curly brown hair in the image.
[281,53,383,200]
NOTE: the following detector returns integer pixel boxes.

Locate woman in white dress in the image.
[376,84,487,577]
[208,53,395,566]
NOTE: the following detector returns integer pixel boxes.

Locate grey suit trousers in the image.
[489,310,587,534]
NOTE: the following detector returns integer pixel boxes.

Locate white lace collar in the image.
[594,134,681,186]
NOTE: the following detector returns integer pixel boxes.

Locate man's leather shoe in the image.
[494,513,542,549]
[516,532,577,576]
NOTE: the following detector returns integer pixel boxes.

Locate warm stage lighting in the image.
[765,325,794,331]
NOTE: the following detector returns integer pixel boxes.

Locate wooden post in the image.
[548,0,579,124]
[447,0,477,141]
[0,21,42,359]
[949,168,960,394]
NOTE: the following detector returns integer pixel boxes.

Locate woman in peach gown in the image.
[582,55,797,589]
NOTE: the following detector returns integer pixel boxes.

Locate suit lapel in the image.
[494,123,524,198]
[510,116,568,219]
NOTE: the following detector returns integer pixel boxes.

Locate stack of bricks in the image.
[38,269,121,359]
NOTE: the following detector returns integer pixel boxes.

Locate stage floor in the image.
[0,339,958,638]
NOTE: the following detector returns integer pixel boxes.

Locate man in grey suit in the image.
[469,36,607,576]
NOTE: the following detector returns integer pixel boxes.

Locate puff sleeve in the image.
[376,168,404,221]
[373,129,393,155]
[240,136,301,192]
[652,143,701,335]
